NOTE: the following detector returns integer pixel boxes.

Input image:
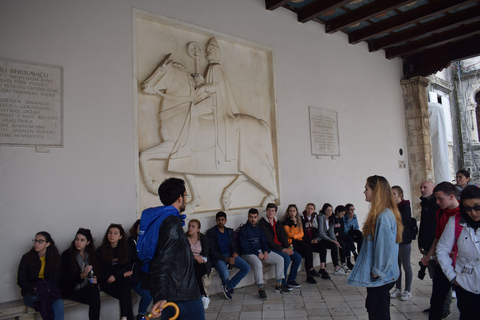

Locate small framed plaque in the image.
[308,106,340,157]
[0,58,63,147]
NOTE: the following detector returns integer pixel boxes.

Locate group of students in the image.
[17,222,153,320]
[185,201,365,304]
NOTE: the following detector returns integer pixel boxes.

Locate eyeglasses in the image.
[464,205,480,213]
[32,239,46,244]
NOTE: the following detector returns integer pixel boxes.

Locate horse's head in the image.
[141,54,174,95]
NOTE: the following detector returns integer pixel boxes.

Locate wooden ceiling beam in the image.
[325,0,414,34]
[348,0,477,44]
[297,0,351,23]
[369,6,480,52]
[386,22,480,59]
[265,0,290,11]
[404,34,480,79]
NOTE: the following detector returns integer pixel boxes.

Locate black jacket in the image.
[96,245,132,287]
[418,195,439,252]
[60,249,98,298]
[258,217,290,252]
[17,250,61,297]
[398,200,413,244]
[149,215,199,303]
[193,233,212,277]
[206,226,238,266]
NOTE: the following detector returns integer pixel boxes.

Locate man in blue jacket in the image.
[206,211,250,300]
[239,208,289,300]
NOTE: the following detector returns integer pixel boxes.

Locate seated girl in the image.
[318,203,349,274]
[96,224,134,320]
[186,219,212,309]
[17,231,64,320]
[302,203,330,279]
[282,204,320,284]
[333,206,355,270]
[61,228,101,320]
[344,203,363,255]
[128,219,153,319]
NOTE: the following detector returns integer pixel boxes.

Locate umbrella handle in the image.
[144,302,180,320]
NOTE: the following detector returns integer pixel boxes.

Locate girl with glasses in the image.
[17,231,64,319]
[437,185,480,319]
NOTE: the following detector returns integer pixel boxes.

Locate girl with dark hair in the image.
[17,231,64,320]
[318,203,348,274]
[128,219,153,320]
[185,219,212,309]
[347,175,403,320]
[344,203,363,254]
[302,203,330,279]
[390,186,414,301]
[437,185,480,319]
[96,224,134,320]
[61,228,101,320]
[333,205,355,270]
[282,204,320,284]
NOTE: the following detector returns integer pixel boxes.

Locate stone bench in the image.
[0,291,137,320]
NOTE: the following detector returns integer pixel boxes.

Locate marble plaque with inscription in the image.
[309,106,340,156]
[0,59,63,146]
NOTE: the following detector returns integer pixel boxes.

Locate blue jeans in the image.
[160,298,204,320]
[133,280,153,315]
[274,249,301,283]
[23,293,64,320]
[214,254,250,289]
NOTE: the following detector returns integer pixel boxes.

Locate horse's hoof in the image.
[222,197,232,210]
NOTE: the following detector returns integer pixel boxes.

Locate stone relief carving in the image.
[138,36,279,213]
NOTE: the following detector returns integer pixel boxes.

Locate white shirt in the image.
[437,215,480,294]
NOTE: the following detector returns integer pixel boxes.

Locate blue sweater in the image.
[238,222,270,255]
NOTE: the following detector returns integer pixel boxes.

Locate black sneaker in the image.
[442,309,450,319]
[258,288,267,300]
[286,280,301,288]
[306,276,317,284]
[319,268,331,279]
[221,284,232,300]
[347,262,355,270]
[274,283,291,293]
[307,269,321,277]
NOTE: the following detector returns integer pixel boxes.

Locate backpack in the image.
[409,217,418,240]
[232,223,244,250]
[452,214,463,268]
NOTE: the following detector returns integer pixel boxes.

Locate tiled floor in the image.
[205,241,460,319]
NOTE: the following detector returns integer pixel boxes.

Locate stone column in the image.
[401,76,434,218]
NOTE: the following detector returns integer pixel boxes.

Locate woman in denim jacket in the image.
[347,175,404,320]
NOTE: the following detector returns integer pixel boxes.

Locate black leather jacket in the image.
[418,195,439,252]
[149,215,199,303]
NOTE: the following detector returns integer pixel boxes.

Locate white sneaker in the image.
[390,288,401,298]
[333,267,346,275]
[452,290,457,299]
[202,296,210,309]
[341,265,351,273]
[401,291,411,301]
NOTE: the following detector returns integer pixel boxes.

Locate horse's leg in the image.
[184,174,201,213]
[221,175,248,210]
[139,141,175,194]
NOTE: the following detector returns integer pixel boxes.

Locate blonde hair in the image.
[362,175,403,243]
[186,219,201,240]
[282,204,303,230]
